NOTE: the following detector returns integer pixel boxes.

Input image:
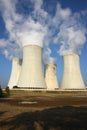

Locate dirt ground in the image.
[0,90,87,130]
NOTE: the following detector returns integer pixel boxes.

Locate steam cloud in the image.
[0,0,87,60]
[0,0,48,59]
[43,47,57,64]
[53,9,86,55]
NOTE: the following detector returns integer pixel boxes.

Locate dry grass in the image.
[0,90,87,130]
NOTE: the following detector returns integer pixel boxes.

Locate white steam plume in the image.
[0,0,48,60]
[1,0,47,47]
[0,39,8,48]
[0,39,21,60]
[57,27,86,55]
[43,47,57,64]
[0,0,87,60]
[53,4,87,55]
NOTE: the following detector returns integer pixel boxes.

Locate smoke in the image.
[43,47,51,64]
[43,47,57,64]
[53,5,87,55]
[0,39,8,48]
[0,0,87,60]
[0,38,22,60]
[16,18,47,47]
[44,57,57,65]
[0,0,47,46]
[57,27,86,55]
[0,0,48,59]
[0,0,22,59]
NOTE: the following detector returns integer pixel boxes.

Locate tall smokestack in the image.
[61,54,85,89]
[44,64,59,90]
[18,45,46,89]
[8,58,22,89]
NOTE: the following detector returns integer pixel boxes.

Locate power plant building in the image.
[18,45,46,89]
[8,58,22,89]
[44,64,59,90]
[61,54,85,90]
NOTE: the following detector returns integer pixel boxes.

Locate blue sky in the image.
[0,0,87,88]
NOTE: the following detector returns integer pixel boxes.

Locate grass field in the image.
[0,90,87,130]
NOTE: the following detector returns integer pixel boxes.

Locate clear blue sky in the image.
[0,0,87,88]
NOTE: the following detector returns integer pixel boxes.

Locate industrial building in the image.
[44,64,59,90]
[8,58,22,89]
[8,52,86,91]
[61,54,85,90]
[17,45,46,89]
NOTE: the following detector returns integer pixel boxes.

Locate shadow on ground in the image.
[0,106,87,130]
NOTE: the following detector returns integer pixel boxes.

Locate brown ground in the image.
[0,90,87,130]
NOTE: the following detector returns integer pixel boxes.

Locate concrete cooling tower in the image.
[18,45,46,89]
[8,58,22,89]
[44,64,59,90]
[61,54,85,90]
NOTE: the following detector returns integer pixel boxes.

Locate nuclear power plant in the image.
[8,49,86,91]
[61,54,85,90]
[8,58,22,89]
[44,64,59,90]
[17,45,46,89]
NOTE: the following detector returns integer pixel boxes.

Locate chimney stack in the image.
[61,54,85,89]
[8,58,22,89]
[44,64,59,90]
[18,45,46,90]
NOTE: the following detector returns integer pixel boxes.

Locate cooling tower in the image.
[8,58,22,89]
[44,64,59,90]
[18,45,46,89]
[61,54,85,89]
